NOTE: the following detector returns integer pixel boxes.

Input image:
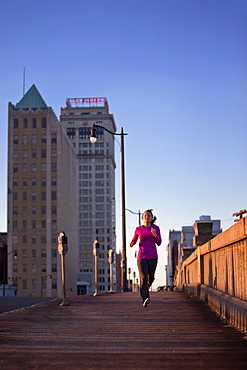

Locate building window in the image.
[95,165,104,171]
[14,119,18,129]
[32,150,36,158]
[67,128,76,139]
[51,177,57,186]
[13,178,18,187]
[13,207,18,215]
[13,164,18,173]
[13,150,18,158]
[41,134,46,143]
[51,149,57,157]
[13,264,18,273]
[41,206,46,215]
[32,220,36,229]
[13,221,18,230]
[32,135,36,144]
[79,127,90,139]
[23,118,28,128]
[22,221,27,229]
[41,177,46,186]
[32,192,36,200]
[32,279,37,290]
[32,118,36,128]
[51,220,57,229]
[23,280,27,290]
[42,118,46,128]
[51,191,56,200]
[23,264,27,273]
[32,164,36,172]
[41,192,46,201]
[95,173,104,179]
[12,235,18,244]
[23,192,27,201]
[32,250,36,258]
[32,178,36,186]
[23,135,28,144]
[52,264,57,273]
[51,163,57,172]
[42,279,47,290]
[51,206,57,215]
[52,279,57,290]
[32,207,36,215]
[41,264,46,273]
[95,189,104,195]
[41,163,46,172]
[41,235,46,243]
[22,249,27,258]
[52,249,57,258]
[23,178,27,186]
[41,220,46,229]
[13,135,18,144]
[13,192,18,201]
[23,150,27,158]
[41,149,46,158]
[41,249,46,258]
[32,236,36,244]
[22,207,27,216]
[51,134,57,143]
[23,164,27,172]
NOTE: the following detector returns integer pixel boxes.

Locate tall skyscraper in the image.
[60,97,117,294]
[7,85,77,297]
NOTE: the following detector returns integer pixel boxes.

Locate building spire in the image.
[15,84,47,111]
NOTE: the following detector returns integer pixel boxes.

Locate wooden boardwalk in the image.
[0,291,246,369]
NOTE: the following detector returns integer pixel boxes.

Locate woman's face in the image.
[142,211,153,225]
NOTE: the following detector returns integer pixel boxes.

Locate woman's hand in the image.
[129,242,135,248]
[151,228,157,237]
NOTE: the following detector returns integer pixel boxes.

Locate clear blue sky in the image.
[0,0,246,288]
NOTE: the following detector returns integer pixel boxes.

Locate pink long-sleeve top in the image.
[131,224,162,259]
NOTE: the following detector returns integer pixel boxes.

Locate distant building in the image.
[166,215,222,290]
[7,85,77,297]
[60,97,117,294]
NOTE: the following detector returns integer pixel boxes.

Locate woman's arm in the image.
[129,228,138,248]
[152,226,162,246]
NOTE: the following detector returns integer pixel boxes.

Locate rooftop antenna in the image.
[23,67,25,96]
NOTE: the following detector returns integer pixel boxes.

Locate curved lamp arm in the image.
[90,123,127,143]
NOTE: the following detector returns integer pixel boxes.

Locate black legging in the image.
[137,258,158,302]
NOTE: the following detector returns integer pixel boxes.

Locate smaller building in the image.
[166,215,222,290]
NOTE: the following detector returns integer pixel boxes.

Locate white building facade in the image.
[60,98,117,294]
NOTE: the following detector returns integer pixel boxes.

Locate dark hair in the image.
[142,209,157,224]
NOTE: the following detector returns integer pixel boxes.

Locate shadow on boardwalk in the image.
[0,291,246,369]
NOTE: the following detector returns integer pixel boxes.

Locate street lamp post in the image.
[93,239,100,296]
[133,271,136,292]
[57,231,69,306]
[126,209,141,226]
[128,267,131,291]
[90,123,128,292]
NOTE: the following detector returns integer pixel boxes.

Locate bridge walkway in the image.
[0,291,246,369]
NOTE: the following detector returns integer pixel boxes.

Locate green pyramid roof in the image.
[15,84,47,111]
